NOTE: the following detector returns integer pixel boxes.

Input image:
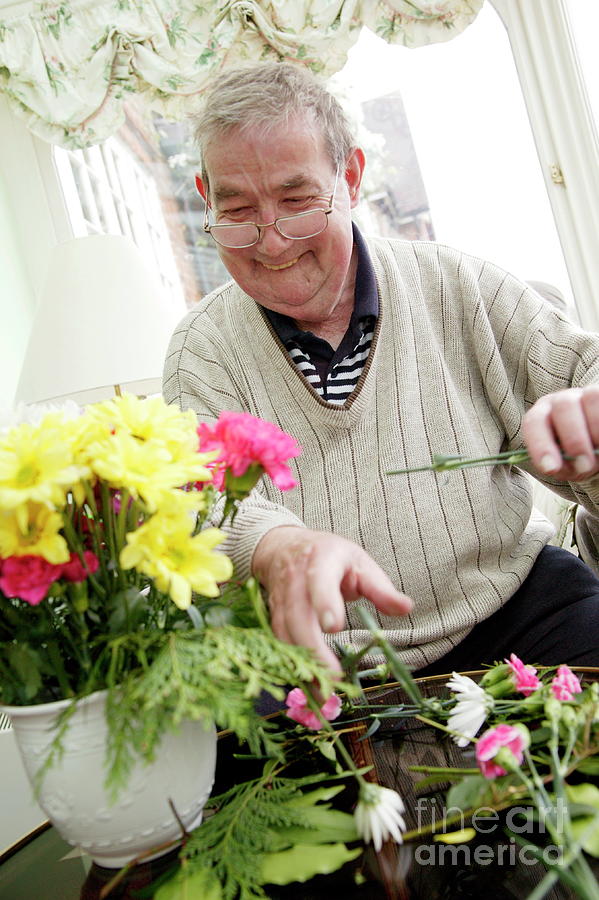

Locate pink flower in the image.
[0,554,62,605]
[476,723,528,779]
[551,665,582,702]
[506,653,542,696]
[60,551,100,583]
[198,412,301,493]
[285,688,342,730]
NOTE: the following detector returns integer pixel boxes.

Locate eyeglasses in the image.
[202,165,340,249]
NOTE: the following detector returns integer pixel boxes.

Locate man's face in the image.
[200,116,364,327]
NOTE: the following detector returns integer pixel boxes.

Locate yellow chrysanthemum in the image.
[167,434,218,485]
[0,419,89,512]
[67,412,113,471]
[85,431,214,510]
[0,502,70,564]
[85,394,203,457]
[120,517,233,610]
[152,488,207,522]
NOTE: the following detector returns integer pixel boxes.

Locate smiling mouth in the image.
[260,257,300,271]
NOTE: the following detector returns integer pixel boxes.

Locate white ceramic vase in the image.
[1,690,217,868]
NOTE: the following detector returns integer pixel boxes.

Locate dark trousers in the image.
[414,544,599,677]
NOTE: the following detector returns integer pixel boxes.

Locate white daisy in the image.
[446,672,493,748]
[354,783,406,851]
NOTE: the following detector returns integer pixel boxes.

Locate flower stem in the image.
[414,713,472,744]
[302,687,370,790]
[115,488,130,554]
[61,513,106,597]
[99,481,123,590]
[46,639,74,698]
[388,447,599,476]
[82,482,109,587]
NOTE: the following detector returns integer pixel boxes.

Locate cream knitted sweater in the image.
[163,237,599,668]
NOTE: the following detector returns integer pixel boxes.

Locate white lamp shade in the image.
[15,235,186,405]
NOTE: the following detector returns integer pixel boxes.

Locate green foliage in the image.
[446,772,524,814]
[25,572,350,799]
[0,570,188,706]
[2,642,43,702]
[97,626,343,795]
[260,842,361,885]
[155,866,223,900]
[433,827,477,845]
[159,767,359,900]
[567,784,599,857]
[578,758,599,776]
[445,774,496,812]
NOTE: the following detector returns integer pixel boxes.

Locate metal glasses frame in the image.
[202,164,340,249]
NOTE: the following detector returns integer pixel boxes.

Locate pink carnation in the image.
[551,665,582,702]
[476,723,527,779]
[285,688,342,730]
[0,554,62,605]
[506,653,542,696]
[60,551,100,583]
[198,412,301,492]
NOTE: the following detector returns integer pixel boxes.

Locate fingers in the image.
[523,386,599,480]
[268,548,343,672]
[347,554,413,616]
[253,528,411,673]
[582,385,599,447]
[308,547,412,631]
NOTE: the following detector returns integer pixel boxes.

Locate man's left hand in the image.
[523,385,599,480]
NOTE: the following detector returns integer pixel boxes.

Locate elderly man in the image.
[163,61,599,674]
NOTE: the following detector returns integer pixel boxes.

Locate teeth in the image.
[261,257,299,271]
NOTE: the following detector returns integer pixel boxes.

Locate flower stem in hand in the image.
[388,448,599,476]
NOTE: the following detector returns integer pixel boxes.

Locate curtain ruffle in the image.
[0,0,483,147]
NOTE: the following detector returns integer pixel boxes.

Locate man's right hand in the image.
[251,526,413,672]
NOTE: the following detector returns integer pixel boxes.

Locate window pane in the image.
[331,2,575,316]
[565,0,599,146]
[54,102,230,311]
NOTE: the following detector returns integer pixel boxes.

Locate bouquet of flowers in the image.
[0,394,336,791]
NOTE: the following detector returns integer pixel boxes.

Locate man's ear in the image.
[344,148,366,209]
[195,174,208,202]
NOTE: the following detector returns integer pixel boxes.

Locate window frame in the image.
[52,138,186,309]
[491,0,599,331]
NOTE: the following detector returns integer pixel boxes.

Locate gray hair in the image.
[193,62,356,185]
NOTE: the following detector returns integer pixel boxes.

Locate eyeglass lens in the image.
[211,209,329,248]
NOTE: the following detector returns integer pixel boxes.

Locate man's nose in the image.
[256,220,293,254]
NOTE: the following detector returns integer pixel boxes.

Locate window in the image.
[564,0,599,147]
[54,135,186,310]
[331,2,575,315]
[53,99,229,311]
[52,4,579,319]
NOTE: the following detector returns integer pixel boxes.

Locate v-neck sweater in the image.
[163,236,599,668]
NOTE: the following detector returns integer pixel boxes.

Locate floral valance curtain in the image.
[0,0,483,148]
